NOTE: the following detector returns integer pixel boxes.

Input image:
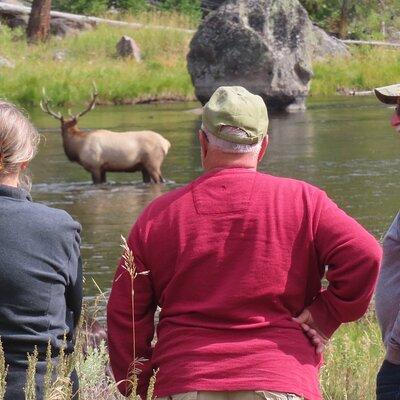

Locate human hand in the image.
[293,308,328,354]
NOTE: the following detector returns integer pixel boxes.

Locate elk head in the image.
[40,85,99,135]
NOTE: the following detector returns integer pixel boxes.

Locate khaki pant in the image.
[158,391,303,400]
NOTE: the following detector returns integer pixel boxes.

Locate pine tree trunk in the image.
[27,0,52,43]
[337,0,349,39]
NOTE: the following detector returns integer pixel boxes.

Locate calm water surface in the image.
[28,96,400,297]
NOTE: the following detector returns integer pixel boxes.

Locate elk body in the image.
[41,90,171,184]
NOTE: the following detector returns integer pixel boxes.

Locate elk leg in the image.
[100,170,106,184]
[148,168,164,184]
[143,160,165,183]
[91,170,103,184]
[142,169,151,184]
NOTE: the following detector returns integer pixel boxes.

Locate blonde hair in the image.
[0,101,40,190]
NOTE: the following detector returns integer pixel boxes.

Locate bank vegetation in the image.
[0,12,399,108]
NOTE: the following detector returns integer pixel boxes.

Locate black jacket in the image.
[0,184,82,398]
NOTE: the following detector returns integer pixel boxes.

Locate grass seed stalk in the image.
[0,339,8,399]
[119,235,150,398]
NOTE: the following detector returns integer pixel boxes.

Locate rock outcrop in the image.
[311,24,349,61]
[188,0,316,111]
[116,35,142,62]
[50,17,93,37]
[188,0,351,111]
[0,2,94,37]
[0,56,15,68]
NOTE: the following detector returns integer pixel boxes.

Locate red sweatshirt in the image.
[107,168,381,400]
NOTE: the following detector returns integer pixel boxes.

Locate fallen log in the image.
[342,39,400,48]
[337,88,374,96]
[0,3,195,33]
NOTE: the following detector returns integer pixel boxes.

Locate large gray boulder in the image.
[187,0,315,111]
[116,35,142,62]
[311,24,349,61]
[50,17,93,37]
[0,0,28,28]
[0,56,15,68]
[200,0,350,61]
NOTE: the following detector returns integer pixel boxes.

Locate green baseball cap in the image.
[202,86,269,145]
[374,84,400,104]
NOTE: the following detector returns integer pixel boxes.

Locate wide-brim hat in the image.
[374,84,400,104]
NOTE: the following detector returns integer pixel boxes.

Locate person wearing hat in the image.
[107,86,381,400]
[375,84,400,133]
[375,84,400,400]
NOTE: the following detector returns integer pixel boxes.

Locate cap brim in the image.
[374,84,400,104]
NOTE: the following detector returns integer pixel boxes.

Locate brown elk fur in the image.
[41,90,171,184]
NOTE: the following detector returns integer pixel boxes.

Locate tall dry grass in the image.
[321,312,384,400]
[0,340,7,399]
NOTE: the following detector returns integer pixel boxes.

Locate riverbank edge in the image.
[87,91,377,108]
[96,94,196,106]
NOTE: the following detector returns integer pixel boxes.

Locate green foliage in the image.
[157,0,201,19]
[109,0,149,13]
[52,0,108,16]
[321,314,384,399]
[51,0,201,17]
[76,340,111,390]
[300,0,400,39]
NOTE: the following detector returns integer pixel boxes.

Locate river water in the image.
[28,96,400,297]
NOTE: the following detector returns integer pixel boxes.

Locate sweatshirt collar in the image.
[0,184,31,201]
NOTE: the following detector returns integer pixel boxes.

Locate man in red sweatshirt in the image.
[107,86,382,400]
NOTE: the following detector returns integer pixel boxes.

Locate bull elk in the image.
[40,88,171,184]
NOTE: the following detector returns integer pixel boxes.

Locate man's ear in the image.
[20,162,29,171]
[257,135,268,162]
[199,130,208,158]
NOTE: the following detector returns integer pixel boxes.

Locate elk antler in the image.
[74,83,99,120]
[40,89,63,121]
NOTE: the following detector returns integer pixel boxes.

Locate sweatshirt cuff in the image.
[386,343,400,365]
[307,296,342,338]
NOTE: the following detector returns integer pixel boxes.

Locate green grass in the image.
[322,312,384,399]
[0,12,196,108]
[311,46,400,96]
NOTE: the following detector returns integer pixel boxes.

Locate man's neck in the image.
[203,151,258,171]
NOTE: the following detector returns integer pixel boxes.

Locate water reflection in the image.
[28,97,400,296]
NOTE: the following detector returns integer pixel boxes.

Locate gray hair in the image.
[201,124,263,154]
[0,101,40,190]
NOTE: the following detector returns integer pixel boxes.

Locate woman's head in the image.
[0,101,40,190]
